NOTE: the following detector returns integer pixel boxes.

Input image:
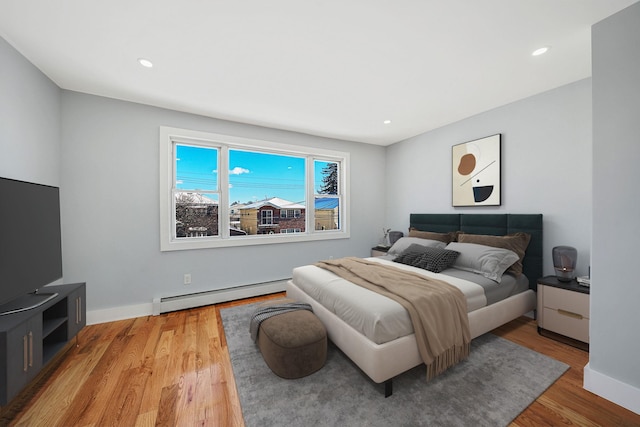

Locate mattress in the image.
[291,257,529,345]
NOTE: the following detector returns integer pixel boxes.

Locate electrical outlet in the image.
[184,273,191,285]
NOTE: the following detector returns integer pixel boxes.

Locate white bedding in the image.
[292,257,527,345]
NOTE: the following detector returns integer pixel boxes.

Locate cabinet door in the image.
[5,315,43,402]
[67,285,86,338]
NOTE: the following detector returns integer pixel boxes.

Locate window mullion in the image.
[306,156,315,234]
[219,145,229,238]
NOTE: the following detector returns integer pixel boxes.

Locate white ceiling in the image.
[0,1,637,146]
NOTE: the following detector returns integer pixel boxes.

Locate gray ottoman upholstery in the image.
[256,300,327,379]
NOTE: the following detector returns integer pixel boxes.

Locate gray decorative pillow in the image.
[445,242,519,282]
[386,237,446,256]
[457,232,531,277]
[394,244,460,273]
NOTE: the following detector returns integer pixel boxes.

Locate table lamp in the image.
[553,246,577,282]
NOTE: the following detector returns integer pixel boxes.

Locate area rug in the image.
[221,303,569,427]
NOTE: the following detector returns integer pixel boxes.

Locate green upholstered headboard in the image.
[409,214,543,291]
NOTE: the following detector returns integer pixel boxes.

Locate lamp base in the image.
[554,269,575,282]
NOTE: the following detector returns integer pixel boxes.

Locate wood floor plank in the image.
[154,383,179,427]
[134,410,157,427]
[5,293,640,426]
[96,365,148,427]
[136,319,173,416]
[174,312,200,426]
[193,310,217,423]
[161,318,184,393]
[137,353,170,419]
[109,319,163,426]
[53,323,136,426]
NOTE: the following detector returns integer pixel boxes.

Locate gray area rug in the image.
[221,303,569,427]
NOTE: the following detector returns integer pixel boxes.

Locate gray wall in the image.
[385,79,593,278]
[0,37,61,186]
[591,0,640,404]
[59,91,386,314]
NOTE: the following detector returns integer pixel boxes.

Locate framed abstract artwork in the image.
[452,134,501,207]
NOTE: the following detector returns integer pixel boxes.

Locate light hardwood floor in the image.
[3,293,640,427]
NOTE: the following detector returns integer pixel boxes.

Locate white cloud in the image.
[230,167,250,175]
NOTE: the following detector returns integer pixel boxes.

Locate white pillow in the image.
[387,237,446,256]
[445,242,519,283]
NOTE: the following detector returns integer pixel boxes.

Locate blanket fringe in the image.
[426,342,471,381]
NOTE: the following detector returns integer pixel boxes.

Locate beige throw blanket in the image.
[315,257,470,380]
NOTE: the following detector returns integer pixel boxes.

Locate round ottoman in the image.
[256,301,327,379]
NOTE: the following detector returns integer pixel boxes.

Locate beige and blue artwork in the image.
[452,134,501,206]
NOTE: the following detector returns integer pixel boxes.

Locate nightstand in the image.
[371,246,390,257]
[537,276,590,350]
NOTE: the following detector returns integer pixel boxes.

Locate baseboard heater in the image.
[152,279,289,315]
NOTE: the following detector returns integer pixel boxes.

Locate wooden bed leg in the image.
[384,379,393,398]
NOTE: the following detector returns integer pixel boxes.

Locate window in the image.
[174,145,219,238]
[159,127,349,250]
[260,210,274,225]
[314,160,340,231]
[281,209,301,218]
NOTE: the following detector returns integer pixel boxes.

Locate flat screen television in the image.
[0,177,63,314]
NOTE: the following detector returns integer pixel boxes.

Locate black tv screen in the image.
[0,177,63,308]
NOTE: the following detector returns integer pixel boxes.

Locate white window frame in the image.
[159,126,350,251]
[260,210,274,226]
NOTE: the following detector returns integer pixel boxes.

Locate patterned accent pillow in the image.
[394,244,460,273]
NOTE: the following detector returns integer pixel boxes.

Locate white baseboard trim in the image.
[86,280,287,325]
[584,362,640,415]
[87,302,154,325]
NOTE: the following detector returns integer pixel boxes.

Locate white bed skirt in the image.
[286,280,536,384]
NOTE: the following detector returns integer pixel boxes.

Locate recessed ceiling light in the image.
[532,46,550,56]
[383,120,392,124]
[138,58,153,68]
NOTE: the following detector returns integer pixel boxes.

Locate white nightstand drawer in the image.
[537,280,590,345]
[542,306,590,343]
[541,285,589,318]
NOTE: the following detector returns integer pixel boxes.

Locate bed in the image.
[286,213,543,396]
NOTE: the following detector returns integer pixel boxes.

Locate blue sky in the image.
[176,145,332,204]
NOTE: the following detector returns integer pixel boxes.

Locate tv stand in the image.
[0,283,85,406]
[0,292,59,316]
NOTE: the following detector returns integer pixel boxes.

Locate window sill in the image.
[160,230,349,251]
